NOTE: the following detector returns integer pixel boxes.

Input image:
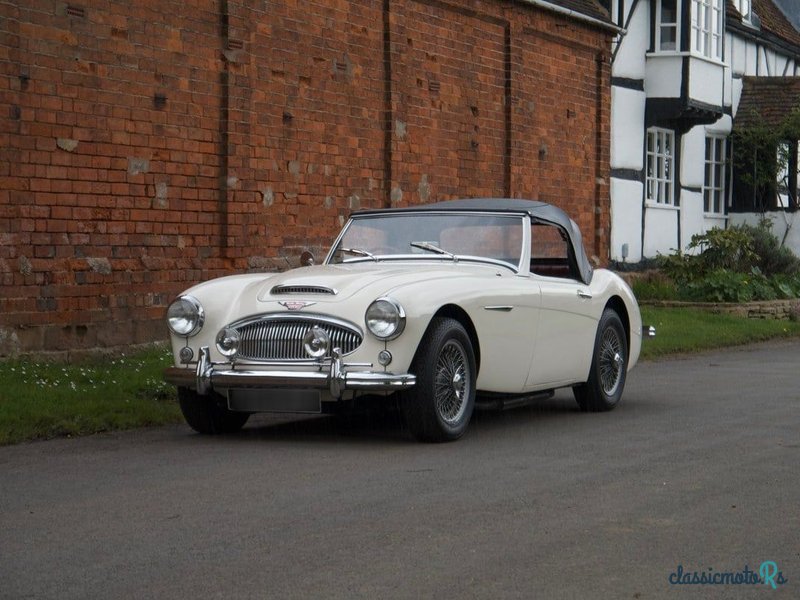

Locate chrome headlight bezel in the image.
[365,297,406,341]
[166,295,205,337]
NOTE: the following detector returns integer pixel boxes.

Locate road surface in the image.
[2,341,798,598]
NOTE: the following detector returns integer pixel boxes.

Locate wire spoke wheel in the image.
[573,308,628,413]
[598,327,624,396]
[433,339,470,425]
[401,317,476,442]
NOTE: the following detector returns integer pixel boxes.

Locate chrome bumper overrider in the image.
[163,346,416,398]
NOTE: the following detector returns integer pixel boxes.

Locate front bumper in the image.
[163,346,416,398]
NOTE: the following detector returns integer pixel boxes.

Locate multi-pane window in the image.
[692,0,723,59]
[646,128,675,205]
[703,136,727,214]
[656,0,680,51]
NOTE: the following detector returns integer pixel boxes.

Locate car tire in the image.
[401,317,476,442]
[178,387,250,434]
[573,308,628,412]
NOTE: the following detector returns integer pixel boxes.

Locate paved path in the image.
[2,341,799,599]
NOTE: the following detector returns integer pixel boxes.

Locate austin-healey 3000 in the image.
[164,198,652,442]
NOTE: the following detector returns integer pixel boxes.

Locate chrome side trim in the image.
[483,305,514,312]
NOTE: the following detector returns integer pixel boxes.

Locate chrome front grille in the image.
[271,285,337,295]
[233,315,362,361]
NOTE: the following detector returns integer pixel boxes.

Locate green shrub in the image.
[651,222,800,302]
[771,274,800,298]
[738,220,800,276]
[683,269,769,303]
[659,227,759,284]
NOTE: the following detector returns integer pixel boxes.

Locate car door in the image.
[524,222,597,388]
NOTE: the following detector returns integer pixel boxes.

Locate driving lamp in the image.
[216,327,241,358]
[303,326,330,358]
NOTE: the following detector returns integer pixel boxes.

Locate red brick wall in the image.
[0,0,611,355]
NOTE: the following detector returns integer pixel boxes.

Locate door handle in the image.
[577,290,592,299]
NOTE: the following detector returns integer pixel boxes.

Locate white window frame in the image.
[646,128,676,206]
[735,0,752,24]
[703,135,727,215]
[776,141,800,209]
[691,0,723,60]
[655,0,681,52]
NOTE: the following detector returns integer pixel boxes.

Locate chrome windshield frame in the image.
[324,211,526,274]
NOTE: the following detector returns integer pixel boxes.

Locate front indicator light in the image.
[378,350,392,366]
[179,346,194,364]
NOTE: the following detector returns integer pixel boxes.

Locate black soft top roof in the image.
[353,198,594,284]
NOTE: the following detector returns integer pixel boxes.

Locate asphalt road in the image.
[2,341,799,599]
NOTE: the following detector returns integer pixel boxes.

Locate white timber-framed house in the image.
[605,0,800,261]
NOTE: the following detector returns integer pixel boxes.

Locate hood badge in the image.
[279,300,316,311]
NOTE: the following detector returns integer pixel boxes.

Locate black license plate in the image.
[227,389,322,413]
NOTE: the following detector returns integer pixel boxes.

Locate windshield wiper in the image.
[410,241,458,262]
[340,247,378,262]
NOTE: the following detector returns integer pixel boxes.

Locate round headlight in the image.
[303,326,330,358]
[166,296,205,337]
[216,327,240,358]
[365,297,406,340]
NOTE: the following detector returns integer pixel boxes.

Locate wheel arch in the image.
[604,295,630,350]
[411,304,481,376]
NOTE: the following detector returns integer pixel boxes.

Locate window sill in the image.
[645,202,680,211]
[703,213,728,220]
[645,51,725,67]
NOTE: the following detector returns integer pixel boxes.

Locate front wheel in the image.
[178,387,250,434]
[574,309,628,412]
[400,317,476,442]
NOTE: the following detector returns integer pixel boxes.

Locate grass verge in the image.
[0,346,180,446]
[640,306,800,359]
[2,309,800,445]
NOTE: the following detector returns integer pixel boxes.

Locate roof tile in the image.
[735,76,800,128]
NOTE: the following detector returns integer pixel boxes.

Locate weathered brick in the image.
[1,0,611,355]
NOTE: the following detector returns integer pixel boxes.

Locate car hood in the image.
[256,262,501,303]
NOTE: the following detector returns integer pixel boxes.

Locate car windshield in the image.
[327,212,524,270]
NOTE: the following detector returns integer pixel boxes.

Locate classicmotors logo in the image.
[669,561,788,589]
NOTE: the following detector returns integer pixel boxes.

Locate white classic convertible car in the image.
[164,199,652,442]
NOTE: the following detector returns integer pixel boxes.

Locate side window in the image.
[530,223,578,280]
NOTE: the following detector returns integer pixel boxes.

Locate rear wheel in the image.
[178,387,250,434]
[401,318,476,442]
[574,309,628,412]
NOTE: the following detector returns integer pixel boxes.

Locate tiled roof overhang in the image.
[735,76,800,129]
